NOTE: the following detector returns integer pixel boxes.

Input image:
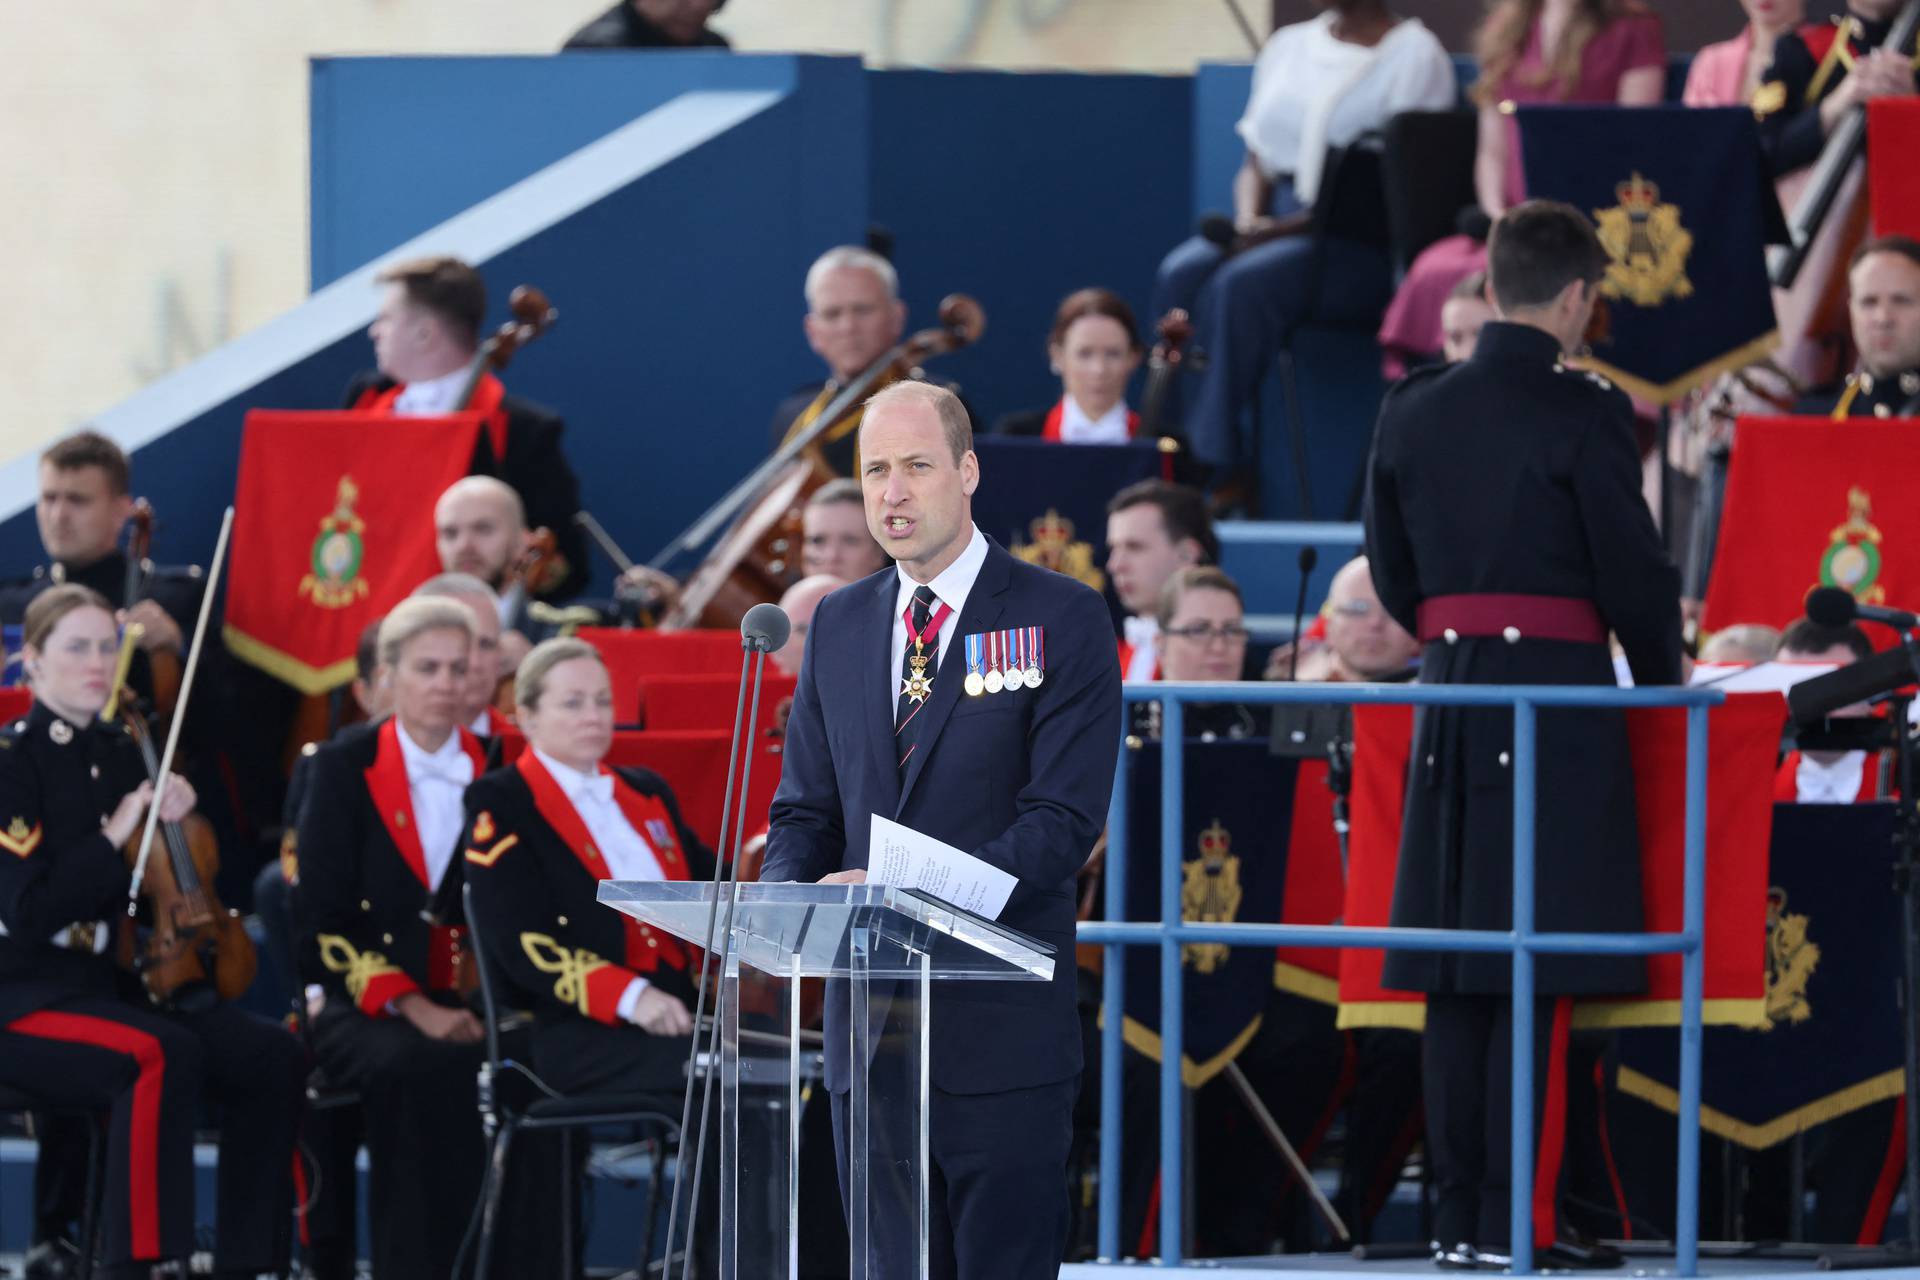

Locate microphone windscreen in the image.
[1804,586,1859,628]
[1787,646,1916,725]
[1456,206,1492,242]
[742,602,791,653]
[1298,546,1318,573]
[1198,212,1236,248]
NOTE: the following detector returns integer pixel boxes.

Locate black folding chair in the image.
[462,882,684,1279]
[0,1088,106,1280]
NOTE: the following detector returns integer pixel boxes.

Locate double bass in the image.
[654,294,987,630]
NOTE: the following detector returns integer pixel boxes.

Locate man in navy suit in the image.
[764,380,1122,1277]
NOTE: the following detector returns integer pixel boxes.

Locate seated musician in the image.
[293,596,554,1276]
[0,431,203,713]
[1105,480,1220,682]
[1697,622,1781,664]
[994,288,1145,441]
[1799,236,1920,419]
[1753,0,1916,177]
[770,246,923,476]
[774,574,846,679]
[1133,565,1256,741]
[1774,618,1880,802]
[1441,271,1495,365]
[801,478,888,581]
[412,572,511,740]
[0,585,303,1280]
[1268,555,1421,682]
[349,254,590,599]
[464,636,711,1091]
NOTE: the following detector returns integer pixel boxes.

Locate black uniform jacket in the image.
[344,371,590,600]
[462,751,713,1028]
[0,704,146,1027]
[1798,365,1920,419]
[292,717,487,1017]
[1363,321,1682,995]
[1756,12,1909,176]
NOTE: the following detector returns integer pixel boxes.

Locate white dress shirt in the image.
[395,724,475,892]
[393,367,469,417]
[1058,395,1132,445]
[533,747,667,1018]
[1122,615,1161,683]
[891,524,990,699]
[1794,752,1867,804]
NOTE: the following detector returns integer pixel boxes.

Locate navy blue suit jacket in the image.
[763,538,1121,1094]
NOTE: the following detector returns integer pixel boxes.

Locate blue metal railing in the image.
[1078,680,1723,1273]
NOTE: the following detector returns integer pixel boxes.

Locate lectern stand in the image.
[598,881,1055,1280]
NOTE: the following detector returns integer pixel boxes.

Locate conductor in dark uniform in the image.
[763,381,1122,1277]
[344,254,590,601]
[1363,200,1682,1269]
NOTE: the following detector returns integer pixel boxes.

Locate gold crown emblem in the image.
[1198,820,1231,865]
[1027,508,1074,548]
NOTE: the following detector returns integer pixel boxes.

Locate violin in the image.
[658,294,988,630]
[1137,308,1195,442]
[122,500,183,719]
[107,630,256,1010]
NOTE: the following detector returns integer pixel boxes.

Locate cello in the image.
[654,294,987,630]
[117,506,258,1010]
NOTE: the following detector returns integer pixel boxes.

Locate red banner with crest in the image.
[224,409,481,693]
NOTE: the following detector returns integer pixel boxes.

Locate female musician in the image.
[0,584,303,1280]
[1150,0,1454,462]
[462,636,711,1092]
[1132,566,1259,742]
[295,595,556,1277]
[995,289,1145,442]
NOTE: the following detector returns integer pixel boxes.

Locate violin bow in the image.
[126,506,234,909]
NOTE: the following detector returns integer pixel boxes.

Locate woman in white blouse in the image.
[1152,0,1456,470]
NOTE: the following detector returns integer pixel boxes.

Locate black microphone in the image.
[1199,211,1237,248]
[1455,206,1493,242]
[742,601,791,653]
[1787,645,1920,725]
[1286,546,1318,681]
[1806,585,1920,631]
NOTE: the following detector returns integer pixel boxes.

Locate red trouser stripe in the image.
[1858,1095,1908,1246]
[1531,997,1575,1250]
[6,1009,167,1259]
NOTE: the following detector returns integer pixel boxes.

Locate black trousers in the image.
[312,1000,562,1278]
[1424,993,1573,1251]
[831,1076,1076,1280]
[1,996,304,1271]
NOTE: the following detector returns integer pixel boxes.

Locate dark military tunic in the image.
[1798,365,1920,419]
[1364,321,1682,997]
[1755,11,1914,176]
[0,550,204,714]
[0,703,302,1271]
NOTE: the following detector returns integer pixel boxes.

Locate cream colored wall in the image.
[0,1,1257,463]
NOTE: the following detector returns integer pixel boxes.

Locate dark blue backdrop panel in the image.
[308,53,857,288]
[1192,63,1251,225]
[867,68,1191,430]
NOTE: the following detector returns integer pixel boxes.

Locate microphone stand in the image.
[662,613,779,1279]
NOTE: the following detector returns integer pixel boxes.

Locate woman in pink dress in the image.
[1683,0,1805,107]
[1377,0,1667,375]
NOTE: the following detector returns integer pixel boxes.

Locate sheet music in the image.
[867,814,1016,920]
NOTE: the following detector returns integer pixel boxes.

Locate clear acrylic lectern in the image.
[597,881,1054,1280]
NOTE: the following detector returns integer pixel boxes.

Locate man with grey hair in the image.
[412,572,509,737]
[768,245,909,475]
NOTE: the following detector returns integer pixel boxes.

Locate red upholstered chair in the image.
[575,628,746,723]
[636,674,798,732]
[494,727,783,854]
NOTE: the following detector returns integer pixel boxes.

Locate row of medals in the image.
[964,661,1042,697]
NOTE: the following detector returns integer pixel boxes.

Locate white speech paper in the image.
[867,814,1017,920]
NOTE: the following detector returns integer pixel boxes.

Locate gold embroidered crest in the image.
[1013,509,1106,592]
[1817,486,1885,606]
[1593,173,1695,308]
[0,817,42,858]
[1763,887,1819,1028]
[1180,820,1242,975]
[473,811,496,843]
[299,475,371,609]
[1750,79,1787,119]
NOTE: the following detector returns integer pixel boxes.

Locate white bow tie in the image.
[571,774,615,806]
[413,757,473,787]
[1123,616,1159,648]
